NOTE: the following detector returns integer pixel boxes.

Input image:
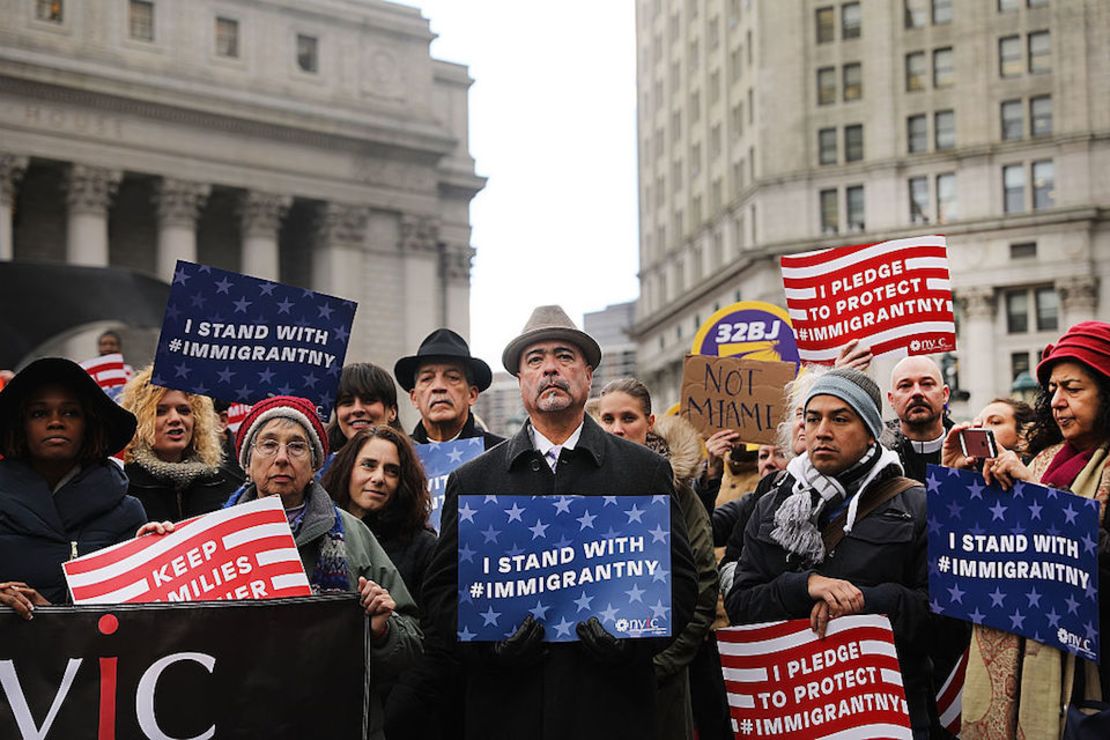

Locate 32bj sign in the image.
[0,596,366,739]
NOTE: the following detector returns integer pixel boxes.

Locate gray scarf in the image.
[130,445,217,491]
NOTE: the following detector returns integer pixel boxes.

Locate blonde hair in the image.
[775,364,829,455]
[119,366,224,467]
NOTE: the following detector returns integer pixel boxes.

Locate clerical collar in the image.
[529,422,584,455]
[908,430,946,455]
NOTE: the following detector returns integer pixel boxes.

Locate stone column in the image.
[315,203,369,356]
[958,287,997,412]
[1056,275,1098,328]
[0,154,28,261]
[442,243,475,336]
[65,165,122,267]
[240,191,291,281]
[400,214,441,352]
[154,178,210,282]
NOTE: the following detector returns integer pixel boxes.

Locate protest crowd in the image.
[2,255,1109,739]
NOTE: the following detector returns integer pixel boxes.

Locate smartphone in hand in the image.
[959,428,999,459]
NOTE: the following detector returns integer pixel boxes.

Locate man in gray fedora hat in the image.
[394,328,504,449]
[405,305,699,740]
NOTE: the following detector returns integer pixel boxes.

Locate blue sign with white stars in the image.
[152,261,356,419]
[456,494,672,643]
[926,464,1100,662]
[415,438,486,532]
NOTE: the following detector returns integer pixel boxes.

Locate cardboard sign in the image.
[780,236,956,363]
[690,301,801,370]
[415,438,486,532]
[64,497,311,604]
[718,615,912,739]
[0,595,366,738]
[151,261,356,418]
[456,494,672,642]
[679,354,795,444]
[927,464,1100,661]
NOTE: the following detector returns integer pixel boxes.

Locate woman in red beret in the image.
[946,322,1110,738]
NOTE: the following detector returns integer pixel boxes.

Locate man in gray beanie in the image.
[725,367,940,737]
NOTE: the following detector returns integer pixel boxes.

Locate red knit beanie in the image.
[1036,321,1110,385]
[235,395,329,470]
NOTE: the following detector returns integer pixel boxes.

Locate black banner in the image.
[0,595,367,739]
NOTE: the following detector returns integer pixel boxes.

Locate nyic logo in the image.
[1056,627,1092,654]
[614,616,665,634]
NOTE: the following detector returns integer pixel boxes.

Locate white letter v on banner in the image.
[0,658,82,739]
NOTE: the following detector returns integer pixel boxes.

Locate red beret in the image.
[1036,321,1110,385]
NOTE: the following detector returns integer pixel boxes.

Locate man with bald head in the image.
[881,355,953,483]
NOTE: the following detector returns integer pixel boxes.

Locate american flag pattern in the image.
[80,352,131,390]
[780,236,955,363]
[718,615,912,739]
[64,497,311,604]
[415,437,486,532]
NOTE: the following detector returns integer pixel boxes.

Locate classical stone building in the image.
[633,0,1110,416]
[0,0,483,372]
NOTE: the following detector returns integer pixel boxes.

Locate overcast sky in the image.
[396,1,641,369]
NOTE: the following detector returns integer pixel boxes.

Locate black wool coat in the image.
[124,462,240,523]
[417,414,699,740]
[410,412,505,451]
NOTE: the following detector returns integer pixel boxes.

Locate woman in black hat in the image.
[0,358,146,618]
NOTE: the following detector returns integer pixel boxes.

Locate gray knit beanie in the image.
[803,367,883,441]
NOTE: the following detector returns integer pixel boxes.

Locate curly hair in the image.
[320,425,431,541]
[118,366,223,467]
[326,363,403,451]
[1025,361,1110,457]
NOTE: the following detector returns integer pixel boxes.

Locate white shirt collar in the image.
[529,421,584,455]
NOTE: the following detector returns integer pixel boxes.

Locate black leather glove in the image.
[488,615,546,668]
[576,617,632,665]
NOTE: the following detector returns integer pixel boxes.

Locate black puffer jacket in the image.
[124,462,240,523]
[725,464,937,734]
[0,459,147,603]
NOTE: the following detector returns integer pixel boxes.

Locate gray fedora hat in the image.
[501,305,602,376]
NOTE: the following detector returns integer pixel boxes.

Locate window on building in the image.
[710,124,721,158]
[1029,31,1051,74]
[709,70,720,105]
[843,63,862,101]
[816,6,835,43]
[1006,291,1031,332]
[820,189,839,234]
[1030,95,1052,137]
[711,179,722,212]
[129,0,154,41]
[842,2,861,38]
[1003,164,1025,213]
[1010,242,1037,259]
[708,17,720,49]
[730,49,741,81]
[932,0,953,24]
[748,88,754,123]
[1001,99,1024,140]
[689,39,700,72]
[297,33,318,73]
[1000,35,1022,77]
[907,114,928,153]
[731,103,743,137]
[1036,287,1058,331]
[819,128,838,165]
[655,127,665,158]
[1028,0,1049,6]
[998,0,1020,11]
[673,159,683,188]
[906,52,927,91]
[690,142,702,177]
[935,110,955,150]
[846,185,865,231]
[654,81,663,111]
[816,68,836,106]
[655,176,665,206]
[933,47,954,87]
[1032,159,1054,209]
[215,17,239,58]
[692,195,703,227]
[35,0,63,22]
[672,111,682,142]
[690,90,701,123]
[909,176,930,223]
[845,124,864,162]
[937,172,957,223]
[1011,352,1030,381]
[904,0,928,28]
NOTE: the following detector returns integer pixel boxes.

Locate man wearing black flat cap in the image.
[394,329,504,450]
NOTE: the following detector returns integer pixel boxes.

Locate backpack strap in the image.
[821,476,918,555]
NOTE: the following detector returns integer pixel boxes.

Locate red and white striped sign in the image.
[79,353,130,390]
[718,615,912,739]
[226,402,252,433]
[63,496,311,604]
[936,646,969,736]
[780,236,955,363]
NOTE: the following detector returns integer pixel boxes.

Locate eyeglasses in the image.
[253,439,311,460]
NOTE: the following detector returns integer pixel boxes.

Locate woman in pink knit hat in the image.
[944,321,1110,739]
